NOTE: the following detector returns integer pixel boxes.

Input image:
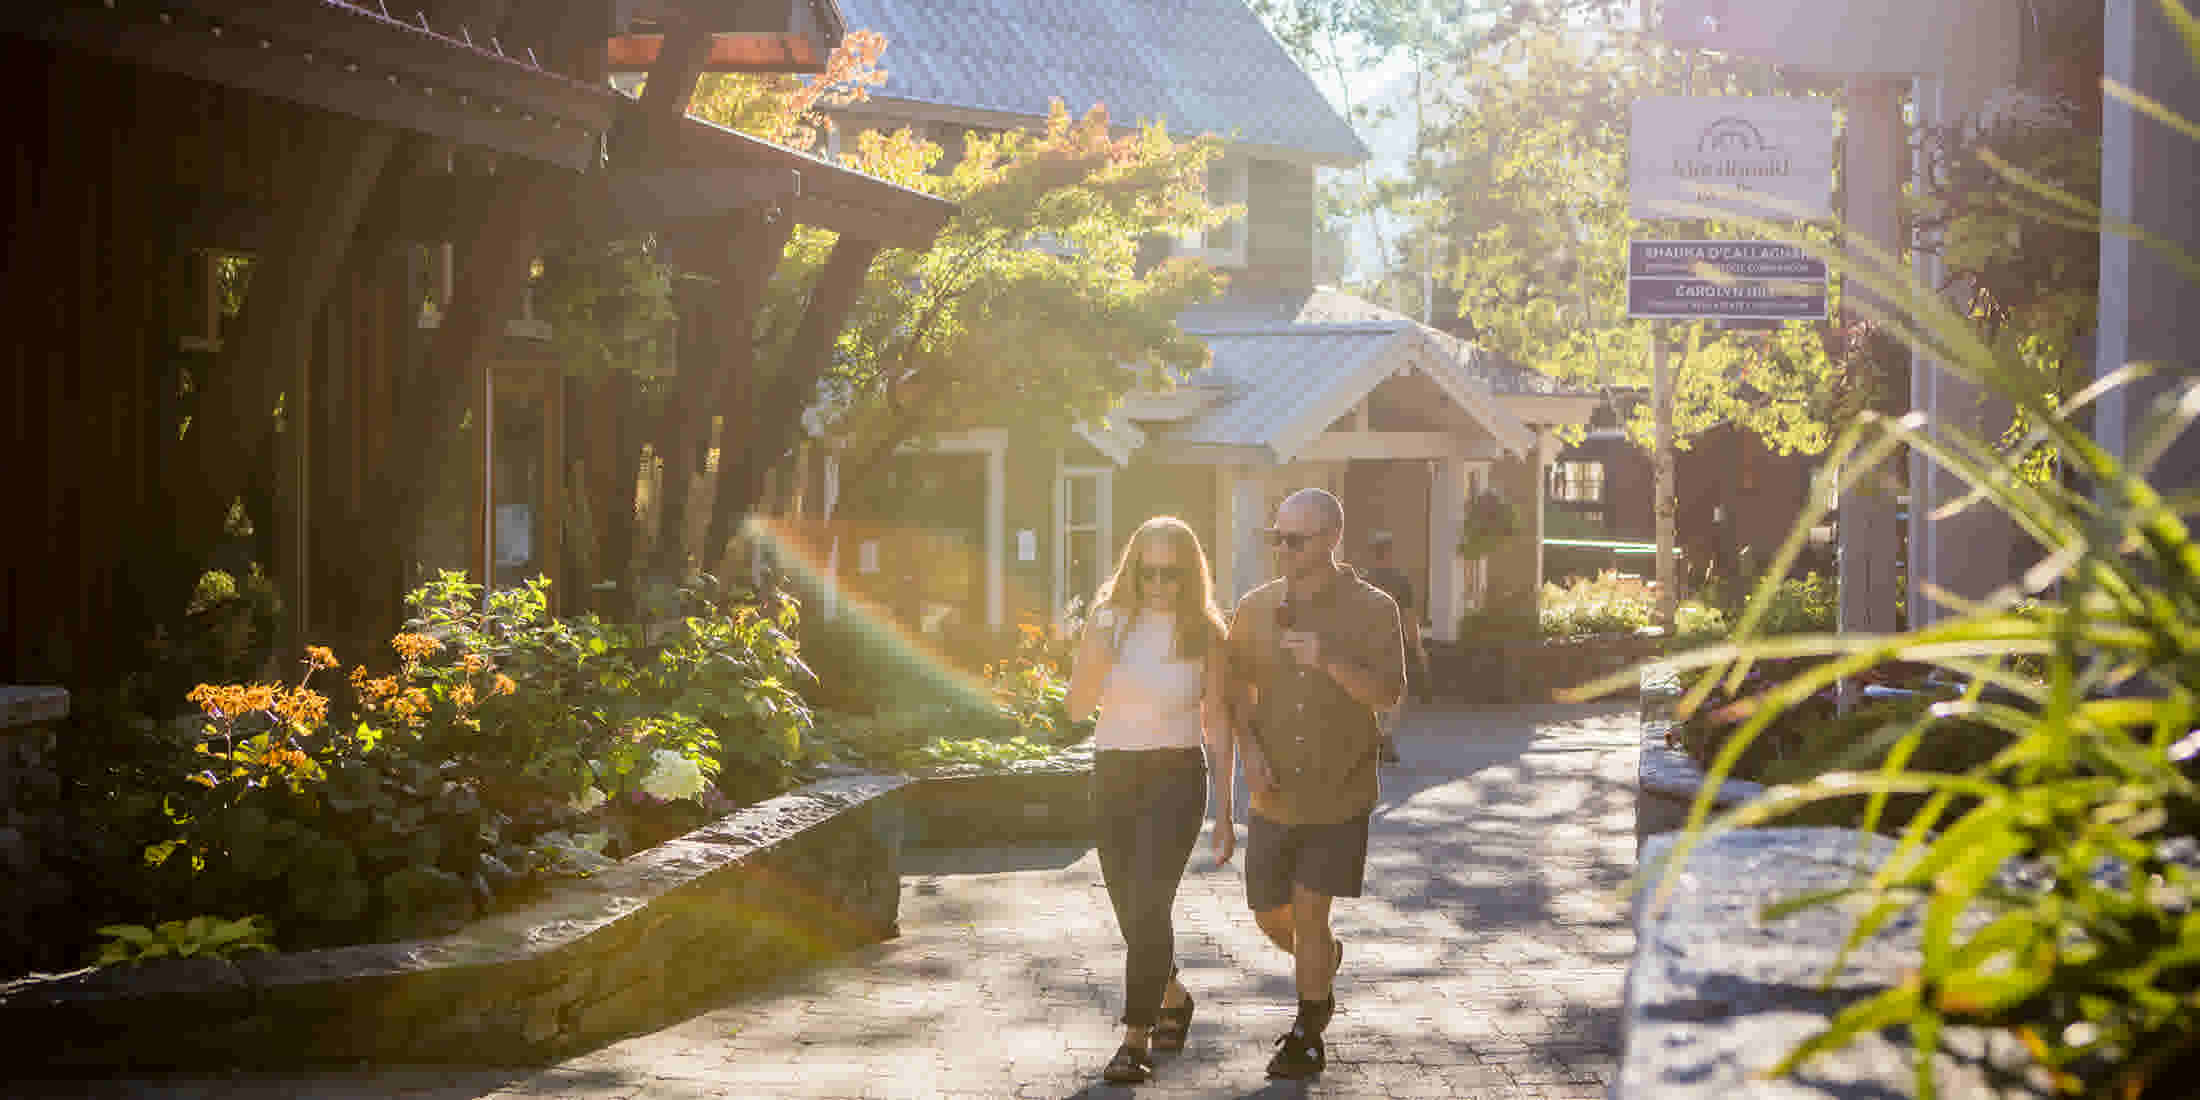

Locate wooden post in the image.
[705,235,884,569]
[1836,78,1907,643]
[381,160,564,594]
[199,116,398,656]
[656,207,796,575]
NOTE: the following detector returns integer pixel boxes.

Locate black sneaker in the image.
[1266,1029,1326,1078]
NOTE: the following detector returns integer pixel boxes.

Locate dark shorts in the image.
[1244,810,1371,911]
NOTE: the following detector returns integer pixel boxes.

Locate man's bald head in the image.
[1279,487,1343,532]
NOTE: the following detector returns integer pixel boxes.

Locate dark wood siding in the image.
[1241,159,1315,291]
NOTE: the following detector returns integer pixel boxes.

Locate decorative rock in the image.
[0,685,68,729]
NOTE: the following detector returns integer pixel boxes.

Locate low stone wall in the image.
[1427,635,1673,704]
[901,759,1093,850]
[1617,829,2048,1098]
[0,774,907,1071]
[0,686,71,979]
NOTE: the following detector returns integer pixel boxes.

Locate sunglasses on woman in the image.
[1138,564,1189,583]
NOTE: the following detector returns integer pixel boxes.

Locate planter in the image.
[1428,633,1675,704]
[1635,666,1763,858]
[0,774,907,1071]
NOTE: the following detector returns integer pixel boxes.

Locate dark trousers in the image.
[1093,747,1208,1028]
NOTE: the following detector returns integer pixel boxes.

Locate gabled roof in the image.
[833,0,1367,165]
[1162,321,1537,462]
[1177,287,1598,398]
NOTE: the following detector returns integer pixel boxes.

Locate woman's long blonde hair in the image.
[1092,516,1227,659]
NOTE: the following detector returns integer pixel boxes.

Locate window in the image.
[1550,461,1606,503]
[1057,468,1112,617]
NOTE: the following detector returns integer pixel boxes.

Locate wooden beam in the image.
[705,233,881,562]
[652,206,796,571]
[636,18,716,119]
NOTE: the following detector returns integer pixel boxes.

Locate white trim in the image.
[1073,414,1144,466]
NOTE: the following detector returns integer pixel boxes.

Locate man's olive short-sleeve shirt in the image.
[1226,565,1406,825]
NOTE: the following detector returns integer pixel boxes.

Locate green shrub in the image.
[92,915,274,966]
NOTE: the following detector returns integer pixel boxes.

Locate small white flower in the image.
[640,748,709,801]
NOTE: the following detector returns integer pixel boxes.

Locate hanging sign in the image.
[1627,277,1827,321]
[1627,240,1825,280]
[1630,96,1834,222]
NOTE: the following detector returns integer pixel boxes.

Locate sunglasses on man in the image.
[1262,527,1329,551]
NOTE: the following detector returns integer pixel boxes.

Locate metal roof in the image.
[1176,287,1597,398]
[1161,321,1537,461]
[833,0,1367,163]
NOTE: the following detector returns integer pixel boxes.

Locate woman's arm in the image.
[1065,608,1117,722]
[1202,643,1237,866]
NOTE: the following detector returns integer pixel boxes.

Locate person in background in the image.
[1227,489,1406,1079]
[1066,516,1237,1086]
[1356,531,1425,764]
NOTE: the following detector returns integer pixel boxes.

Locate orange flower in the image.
[390,632,444,662]
[460,653,488,674]
[241,684,278,712]
[303,646,338,670]
[357,676,400,703]
[451,683,476,709]
[492,673,517,697]
[275,688,329,726]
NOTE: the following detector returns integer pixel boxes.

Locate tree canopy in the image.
[685,32,1232,501]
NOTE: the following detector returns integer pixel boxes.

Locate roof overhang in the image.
[1115,385,1230,423]
[1494,393,1604,427]
[2,0,617,172]
[837,99,1367,169]
[608,101,954,247]
[608,0,844,74]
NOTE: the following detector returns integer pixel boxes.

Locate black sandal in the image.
[1102,1042,1153,1084]
[1151,991,1195,1050]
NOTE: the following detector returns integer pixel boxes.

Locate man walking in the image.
[1357,531,1426,764]
[1226,488,1406,1078]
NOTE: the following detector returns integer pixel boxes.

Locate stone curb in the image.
[1636,669,1764,855]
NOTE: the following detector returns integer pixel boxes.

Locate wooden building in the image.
[0,0,953,691]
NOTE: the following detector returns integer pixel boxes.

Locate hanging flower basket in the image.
[1458,490,1520,561]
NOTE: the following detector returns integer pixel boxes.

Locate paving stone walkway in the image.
[15,702,1640,1100]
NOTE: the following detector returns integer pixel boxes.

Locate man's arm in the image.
[1316,598,1407,712]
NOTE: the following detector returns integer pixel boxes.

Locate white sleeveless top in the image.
[1093,608,1206,751]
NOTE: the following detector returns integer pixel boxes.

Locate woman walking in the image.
[1066,516,1237,1085]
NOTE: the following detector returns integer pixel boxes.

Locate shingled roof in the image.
[834,0,1367,164]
